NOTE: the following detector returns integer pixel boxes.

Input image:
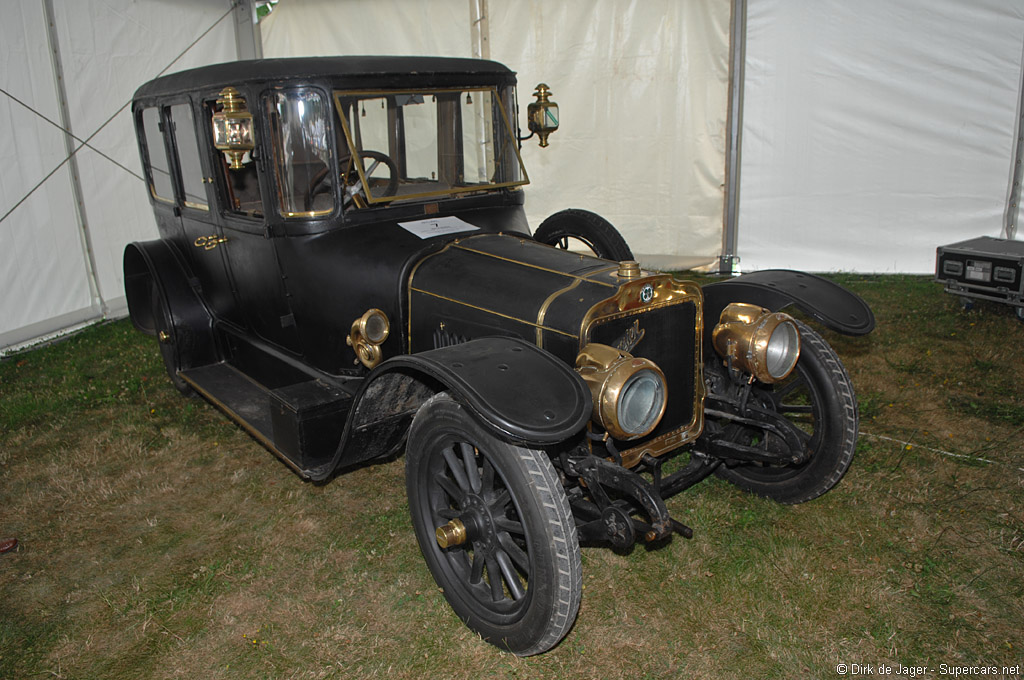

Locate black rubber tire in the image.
[150,280,193,396]
[405,393,582,656]
[533,209,634,261]
[714,320,858,504]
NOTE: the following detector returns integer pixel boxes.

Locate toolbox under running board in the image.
[179,362,352,477]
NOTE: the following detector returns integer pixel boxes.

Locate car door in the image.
[200,89,299,352]
[158,98,240,327]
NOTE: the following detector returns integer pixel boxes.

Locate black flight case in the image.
[935,235,1024,320]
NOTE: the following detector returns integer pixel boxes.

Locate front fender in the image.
[702,270,875,345]
[316,337,592,480]
[378,337,591,444]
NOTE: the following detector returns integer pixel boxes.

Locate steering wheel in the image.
[344,149,399,207]
[305,166,333,211]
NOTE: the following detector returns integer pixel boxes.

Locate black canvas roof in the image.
[134,56,516,101]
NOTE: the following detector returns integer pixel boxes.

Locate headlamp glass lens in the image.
[617,369,666,436]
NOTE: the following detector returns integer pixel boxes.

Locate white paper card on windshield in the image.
[399,216,480,240]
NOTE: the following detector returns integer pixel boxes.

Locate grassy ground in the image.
[1,276,1022,679]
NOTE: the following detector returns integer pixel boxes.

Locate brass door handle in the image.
[194,235,228,250]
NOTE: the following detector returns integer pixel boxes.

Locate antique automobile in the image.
[124,56,874,655]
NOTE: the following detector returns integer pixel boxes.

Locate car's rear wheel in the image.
[405,393,581,655]
[533,209,633,262]
[713,321,858,504]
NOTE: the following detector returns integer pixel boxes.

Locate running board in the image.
[180,363,351,477]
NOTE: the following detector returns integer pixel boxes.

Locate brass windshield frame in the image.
[332,87,529,205]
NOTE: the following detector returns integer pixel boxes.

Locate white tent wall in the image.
[1,2,94,349]
[261,0,731,271]
[486,1,729,271]
[9,1,1022,352]
[0,0,237,353]
[261,0,472,57]
[49,0,238,314]
[739,0,1024,274]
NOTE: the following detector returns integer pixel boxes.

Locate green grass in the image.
[2,276,1023,679]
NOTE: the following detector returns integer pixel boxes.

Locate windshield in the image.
[333,87,528,207]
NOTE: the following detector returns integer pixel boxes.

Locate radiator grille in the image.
[586,299,703,464]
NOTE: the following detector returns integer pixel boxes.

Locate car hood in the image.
[408,233,634,362]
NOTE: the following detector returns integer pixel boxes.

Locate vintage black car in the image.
[124,56,874,655]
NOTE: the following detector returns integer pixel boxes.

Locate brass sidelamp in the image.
[527,83,559,147]
[211,86,255,170]
[346,308,391,369]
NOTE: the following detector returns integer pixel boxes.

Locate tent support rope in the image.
[0,2,236,228]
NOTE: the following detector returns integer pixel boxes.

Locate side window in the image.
[266,89,335,217]
[141,107,174,202]
[168,103,208,211]
[207,98,264,218]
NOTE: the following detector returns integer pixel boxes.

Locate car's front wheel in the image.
[405,393,581,655]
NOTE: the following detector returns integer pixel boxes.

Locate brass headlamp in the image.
[211,86,255,170]
[575,343,667,441]
[527,83,559,148]
[712,303,801,383]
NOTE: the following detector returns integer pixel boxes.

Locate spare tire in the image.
[533,209,633,262]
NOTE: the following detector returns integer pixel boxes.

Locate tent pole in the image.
[469,0,490,60]
[1004,37,1024,240]
[42,0,106,318]
[720,0,746,274]
[233,0,263,61]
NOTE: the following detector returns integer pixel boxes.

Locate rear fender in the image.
[702,269,875,349]
[123,239,218,367]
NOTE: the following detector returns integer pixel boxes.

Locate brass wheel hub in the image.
[435,494,495,551]
[435,518,467,548]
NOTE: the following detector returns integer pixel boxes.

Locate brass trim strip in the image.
[282,209,332,218]
[410,286,579,339]
[452,242,617,288]
[535,278,581,347]
[349,180,528,205]
[405,243,452,352]
[586,264,623,279]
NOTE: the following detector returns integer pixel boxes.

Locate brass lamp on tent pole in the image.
[211,86,255,170]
